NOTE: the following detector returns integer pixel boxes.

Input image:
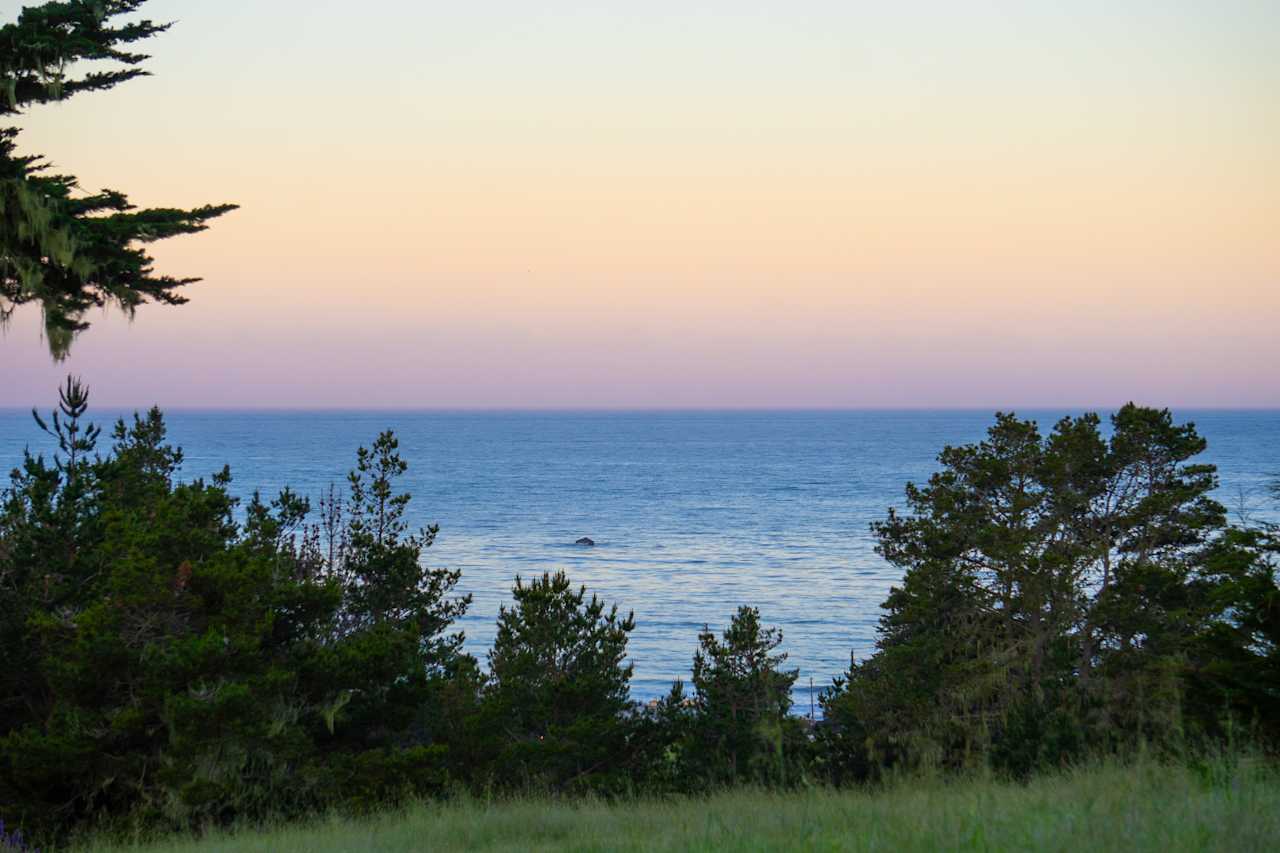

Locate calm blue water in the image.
[2,408,1277,702]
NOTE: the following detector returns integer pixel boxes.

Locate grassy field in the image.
[81,759,1279,852]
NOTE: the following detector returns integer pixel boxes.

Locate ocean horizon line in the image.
[4,404,1279,415]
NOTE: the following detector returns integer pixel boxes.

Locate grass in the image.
[80,759,1280,852]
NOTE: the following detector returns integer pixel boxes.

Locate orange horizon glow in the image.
[3,0,1277,408]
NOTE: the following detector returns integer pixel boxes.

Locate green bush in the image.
[0,382,471,843]
[471,571,638,794]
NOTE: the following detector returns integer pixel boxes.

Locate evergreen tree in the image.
[822,405,1269,779]
[1182,512,1280,746]
[0,1,234,357]
[0,386,468,843]
[688,606,802,785]
[299,429,473,784]
[478,571,637,792]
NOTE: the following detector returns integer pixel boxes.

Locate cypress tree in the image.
[0,1,235,358]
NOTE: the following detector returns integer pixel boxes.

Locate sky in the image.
[3,0,1278,409]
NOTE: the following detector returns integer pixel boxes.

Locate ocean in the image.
[2,407,1277,703]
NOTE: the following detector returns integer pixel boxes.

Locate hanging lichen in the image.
[1,1,237,360]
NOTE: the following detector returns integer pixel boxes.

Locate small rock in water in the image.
[575,537,595,546]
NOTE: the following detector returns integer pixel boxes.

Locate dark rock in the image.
[575,537,595,546]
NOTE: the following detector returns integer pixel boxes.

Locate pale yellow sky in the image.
[3,0,1278,407]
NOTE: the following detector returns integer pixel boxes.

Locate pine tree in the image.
[820,405,1266,779]
[0,388,470,841]
[689,606,801,785]
[0,1,235,358]
[480,571,637,791]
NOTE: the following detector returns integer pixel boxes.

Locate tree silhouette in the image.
[0,1,235,358]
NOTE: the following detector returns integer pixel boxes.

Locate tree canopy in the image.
[2,390,1276,845]
[0,388,470,837]
[0,1,234,358]
[479,571,637,792]
[688,606,803,785]
[821,405,1280,781]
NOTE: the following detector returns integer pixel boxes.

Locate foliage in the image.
[474,571,637,793]
[1185,525,1280,746]
[3,389,1278,843]
[0,386,468,844]
[683,606,804,786]
[625,679,698,792]
[295,430,472,768]
[821,405,1279,780]
[0,1,234,357]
